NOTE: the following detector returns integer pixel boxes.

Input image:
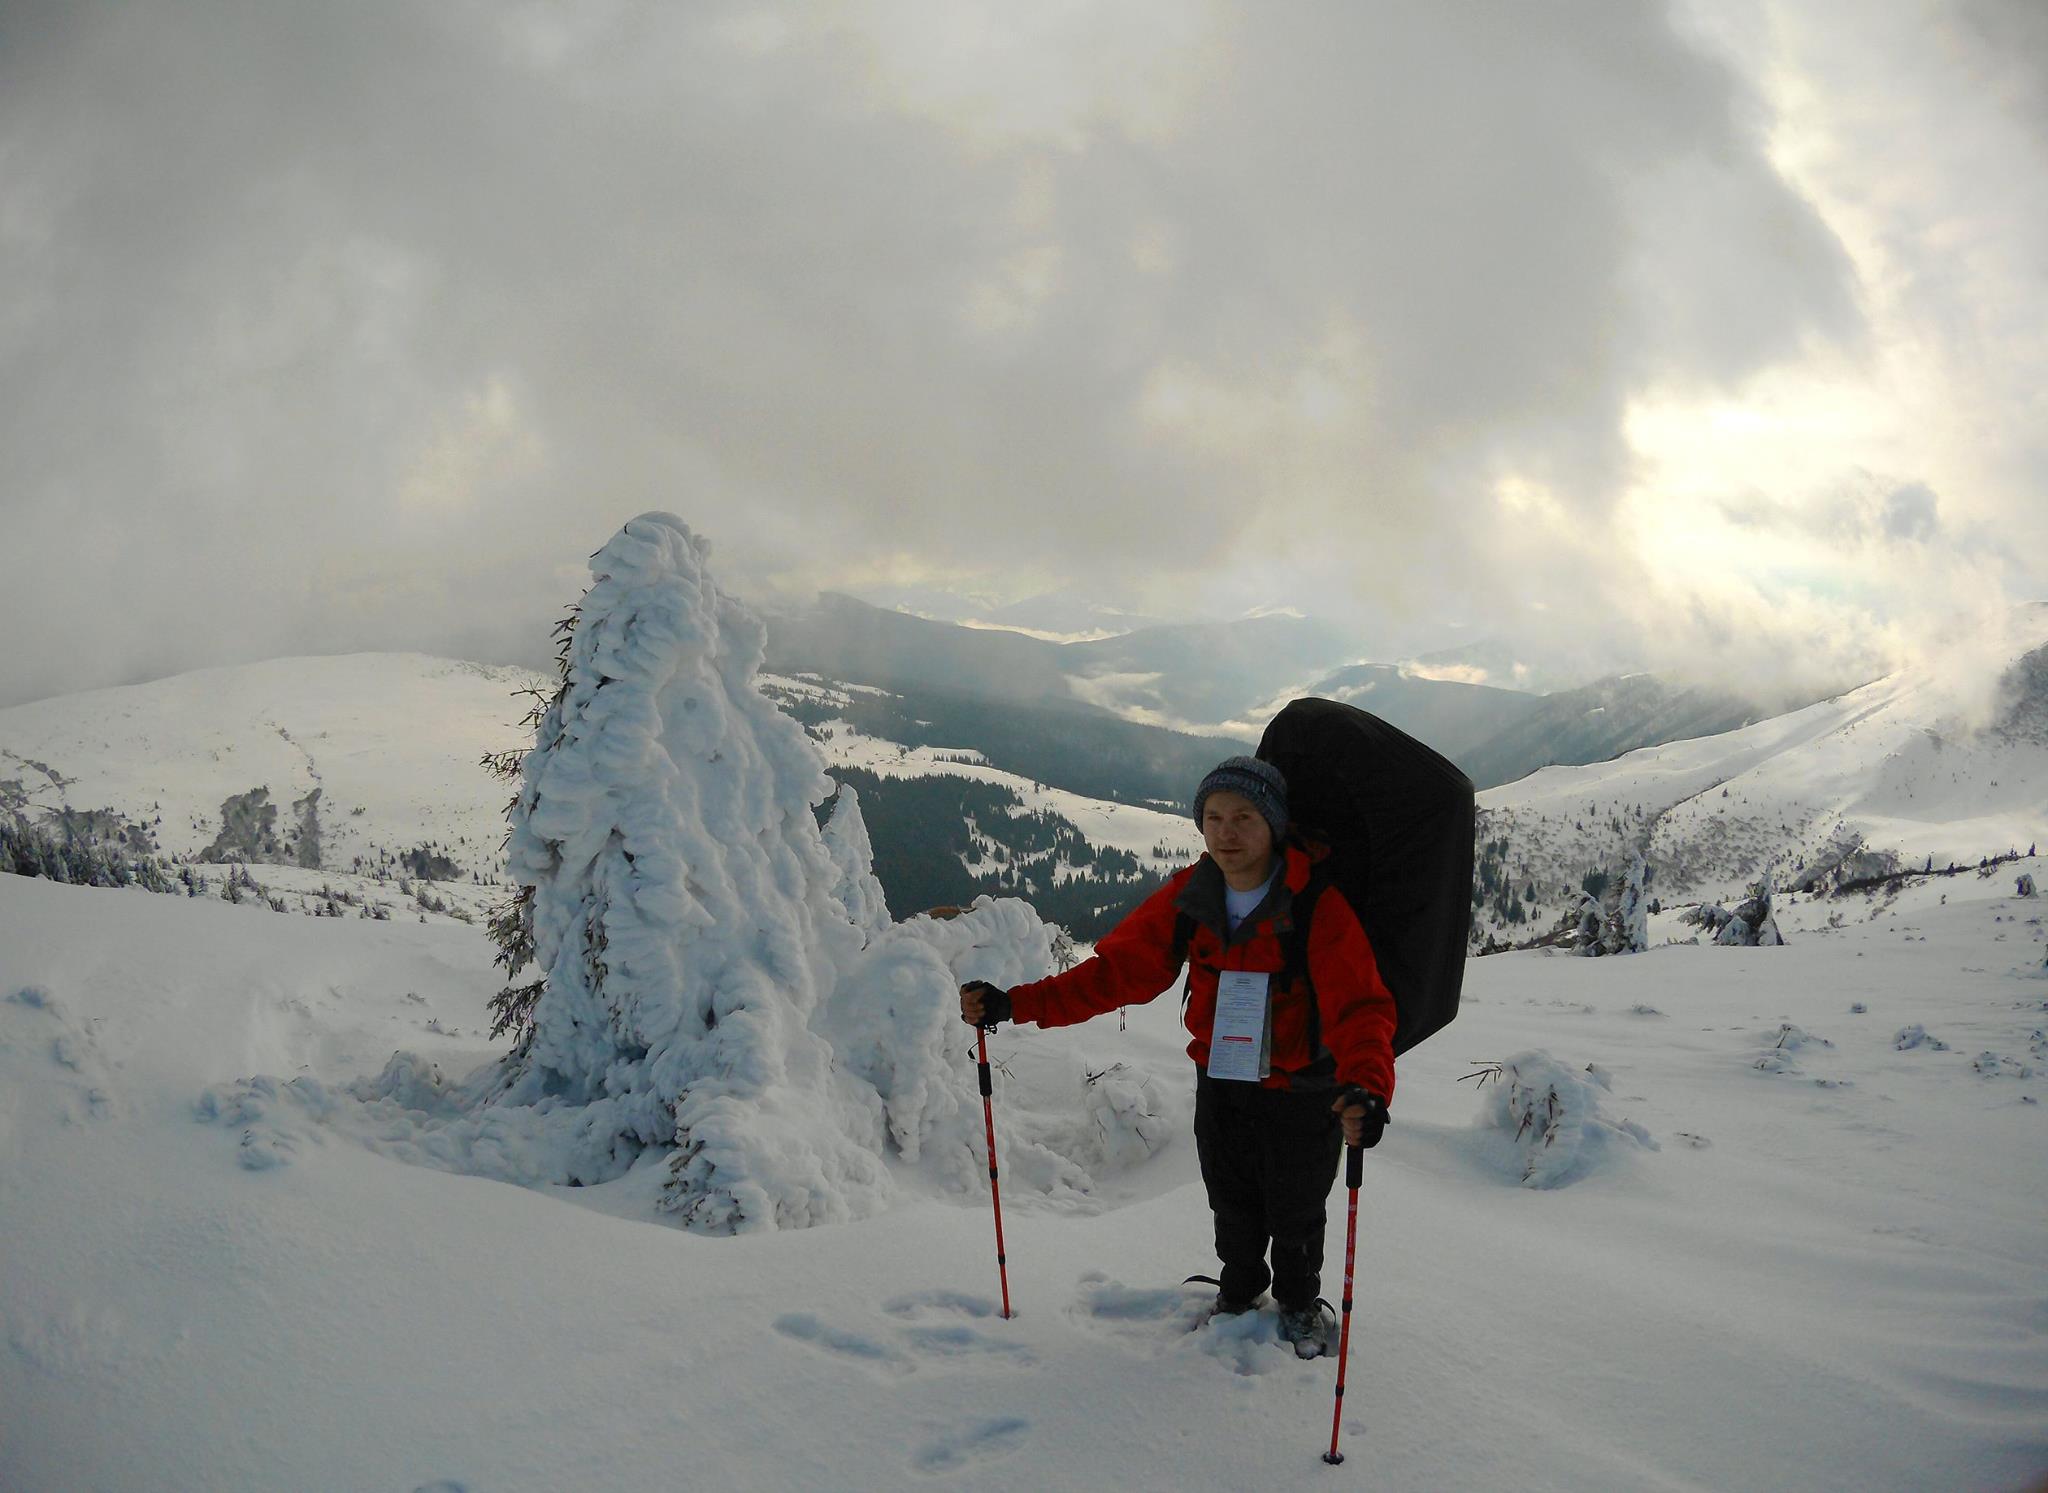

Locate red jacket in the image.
[1007,844,1397,1100]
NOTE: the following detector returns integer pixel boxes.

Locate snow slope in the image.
[4,863,2044,1491]
[0,652,546,884]
[0,654,1204,895]
[789,693,1202,872]
[1476,608,2048,937]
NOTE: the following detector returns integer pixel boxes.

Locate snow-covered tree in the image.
[1687,876,1784,946]
[1567,891,1603,954]
[819,782,891,944]
[1607,854,1650,955]
[463,514,1072,1231]
[1555,854,1652,956]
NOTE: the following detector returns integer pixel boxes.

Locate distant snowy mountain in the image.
[766,592,1360,735]
[766,593,1831,788]
[1470,608,2048,943]
[834,581,1164,637]
[0,650,1204,940]
[0,653,544,886]
[1453,672,1801,791]
[765,592,1079,703]
[1276,663,1834,790]
[14,611,2044,963]
[1266,663,1540,765]
[1058,614,1363,730]
[1402,636,1596,695]
[763,674,1203,936]
[971,584,1165,639]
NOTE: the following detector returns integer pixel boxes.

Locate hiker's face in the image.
[1201,790,1274,882]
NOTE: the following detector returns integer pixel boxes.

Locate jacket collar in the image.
[1176,843,1316,945]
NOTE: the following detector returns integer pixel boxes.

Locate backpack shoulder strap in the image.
[1169,909,1196,972]
[1281,870,1329,993]
[1283,869,1333,1071]
[1170,909,1198,1015]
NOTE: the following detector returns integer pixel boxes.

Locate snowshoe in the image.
[1183,1274,1259,1328]
[1277,1299,1336,1359]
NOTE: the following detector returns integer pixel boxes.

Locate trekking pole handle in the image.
[1346,1142,1363,1189]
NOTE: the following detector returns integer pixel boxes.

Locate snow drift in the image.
[1478,1049,1657,1187]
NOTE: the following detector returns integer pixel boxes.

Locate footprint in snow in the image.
[776,1299,1033,1379]
[898,1322,1035,1363]
[881,1292,1033,1365]
[4,985,121,1125]
[883,1289,1001,1321]
[1069,1272,1208,1333]
[910,1416,1031,1475]
[1069,1273,1293,1377]
[773,1313,916,1378]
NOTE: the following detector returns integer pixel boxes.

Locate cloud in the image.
[1880,482,1940,543]
[1952,0,2048,147]
[0,0,2031,712]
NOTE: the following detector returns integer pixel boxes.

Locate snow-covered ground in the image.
[5,859,2043,1491]
[6,521,2043,1491]
[0,655,1202,896]
[0,652,546,885]
[800,707,1202,871]
[1474,606,2048,939]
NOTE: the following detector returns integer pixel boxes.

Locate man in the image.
[959,755,1395,1358]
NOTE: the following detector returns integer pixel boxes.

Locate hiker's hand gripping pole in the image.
[959,982,1014,1318]
[1324,1142,1363,1466]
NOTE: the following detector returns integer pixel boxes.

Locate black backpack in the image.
[1256,697,1476,1057]
[1169,698,1476,1063]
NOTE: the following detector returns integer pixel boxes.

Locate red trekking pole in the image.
[976,1025,1014,1319]
[1323,1142,1363,1465]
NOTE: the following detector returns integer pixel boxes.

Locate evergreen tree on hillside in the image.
[1604,854,1650,955]
[481,599,580,1048]
[466,513,1046,1232]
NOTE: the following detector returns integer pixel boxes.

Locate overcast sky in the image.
[4,0,2044,709]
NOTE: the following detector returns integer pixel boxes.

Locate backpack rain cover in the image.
[1257,697,1477,1056]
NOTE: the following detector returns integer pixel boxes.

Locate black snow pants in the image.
[1193,1069,1345,1310]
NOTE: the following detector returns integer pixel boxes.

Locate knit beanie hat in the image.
[1192,755,1289,842]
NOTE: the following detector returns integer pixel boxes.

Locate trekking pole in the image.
[1323,1142,1363,1466]
[976,1025,1014,1319]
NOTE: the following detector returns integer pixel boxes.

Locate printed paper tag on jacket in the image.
[1206,971,1271,1082]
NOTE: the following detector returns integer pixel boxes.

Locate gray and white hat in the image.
[1192,755,1289,842]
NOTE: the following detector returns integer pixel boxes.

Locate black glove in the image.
[1336,1086,1390,1149]
[960,981,1012,1028]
